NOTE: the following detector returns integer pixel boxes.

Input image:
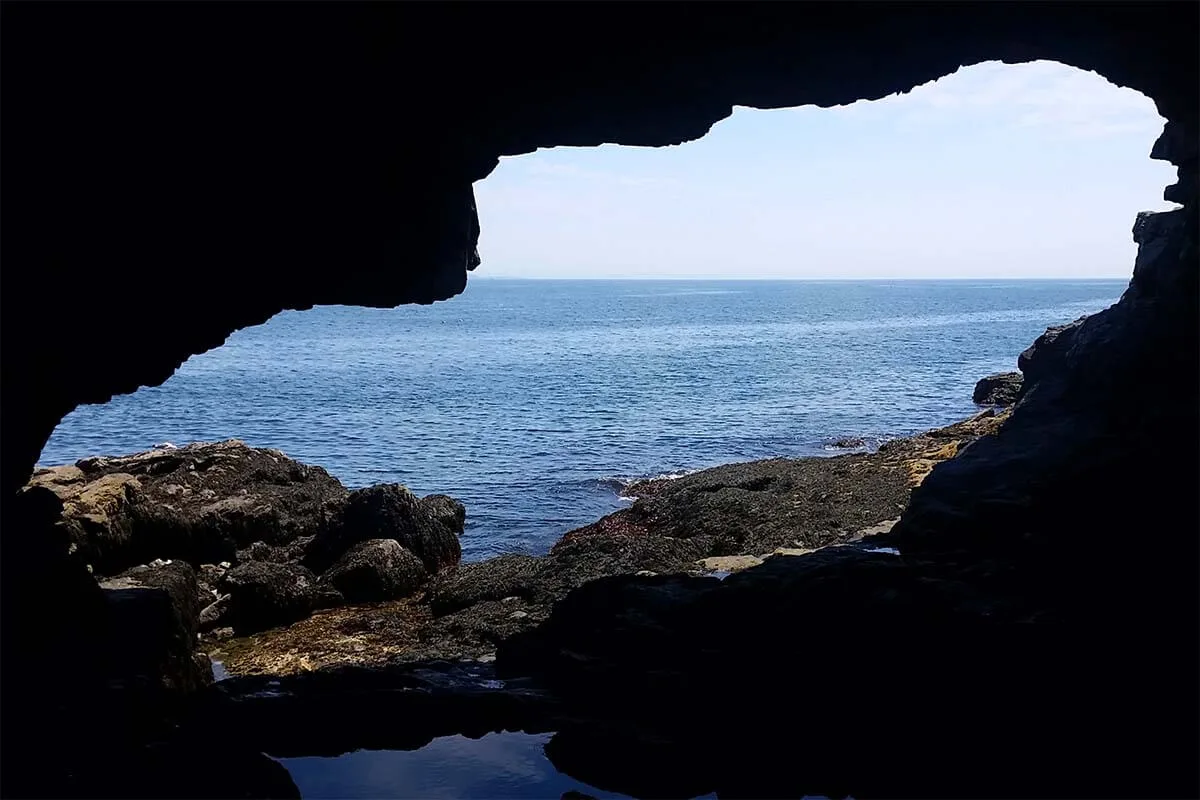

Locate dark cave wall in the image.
[2,5,1197,795]
[1,1,1196,497]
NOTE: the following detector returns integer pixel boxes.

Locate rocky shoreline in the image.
[29,395,1010,682]
[19,222,1200,796]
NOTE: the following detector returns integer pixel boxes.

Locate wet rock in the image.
[421,493,467,535]
[314,585,346,610]
[430,555,546,616]
[187,659,558,759]
[553,415,1005,558]
[28,441,348,575]
[101,561,210,694]
[972,371,1023,405]
[199,594,231,632]
[60,740,302,800]
[696,554,763,573]
[222,562,317,634]
[305,484,461,575]
[321,538,428,603]
[236,535,313,565]
[209,626,235,641]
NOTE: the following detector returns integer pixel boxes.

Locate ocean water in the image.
[39,279,1124,560]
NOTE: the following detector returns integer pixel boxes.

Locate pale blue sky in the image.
[473,60,1176,280]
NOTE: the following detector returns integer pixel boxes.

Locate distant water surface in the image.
[40,279,1124,559]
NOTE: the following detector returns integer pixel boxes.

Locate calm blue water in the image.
[280,733,635,800]
[40,279,1124,559]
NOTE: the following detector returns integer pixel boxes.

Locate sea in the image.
[39,278,1125,561]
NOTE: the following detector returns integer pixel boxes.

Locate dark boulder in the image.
[101,560,211,694]
[27,441,348,576]
[305,484,461,575]
[421,493,467,535]
[1016,316,1087,391]
[972,371,1023,405]
[321,538,427,604]
[199,594,232,633]
[429,554,546,616]
[236,535,314,565]
[221,562,316,634]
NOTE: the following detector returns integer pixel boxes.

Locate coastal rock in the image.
[27,441,348,575]
[210,413,1011,676]
[321,538,428,603]
[101,560,211,694]
[429,555,547,616]
[696,554,763,573]
[421,494,467,535]
[27,468,141,574]
[1016,317,1087,391]
[972,371,1023,405]
[236,536,314,565]
[305,484,461,575]
[221,562,317,634]
[199,595,231,632]
[556,411,1005,558]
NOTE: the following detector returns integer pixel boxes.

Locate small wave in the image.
[581,469,700,496]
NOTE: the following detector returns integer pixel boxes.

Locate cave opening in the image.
[19,56,1194,800]
[4,1,1196,794]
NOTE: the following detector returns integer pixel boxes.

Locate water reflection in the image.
[279,732,634,800]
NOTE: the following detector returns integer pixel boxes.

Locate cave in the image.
[2,2,1197,798]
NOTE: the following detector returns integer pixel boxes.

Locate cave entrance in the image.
[23,56,1184,799]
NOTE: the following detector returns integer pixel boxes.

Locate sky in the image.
[473,60,1177,280]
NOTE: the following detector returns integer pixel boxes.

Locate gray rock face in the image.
[221,562,317,634]
[972,372,1023,405]
[321,539,427,604]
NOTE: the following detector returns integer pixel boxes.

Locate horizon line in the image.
[469,274,1130,282]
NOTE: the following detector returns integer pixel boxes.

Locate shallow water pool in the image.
[277,732,634,800]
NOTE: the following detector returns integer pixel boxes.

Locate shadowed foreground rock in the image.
[101,561,212,695]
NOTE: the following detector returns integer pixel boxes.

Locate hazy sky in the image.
[473,60,1176,280]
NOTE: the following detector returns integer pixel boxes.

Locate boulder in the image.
[429,554,547,616]
[421,493,467,535]
[305,484,461,575]
[221,562,317,634]
[28,440,348,576]
[972,371,1023,405]
[199,594,232,632]
[27,468,141,574]
[321,538,427,604]
[100,560,211,694]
